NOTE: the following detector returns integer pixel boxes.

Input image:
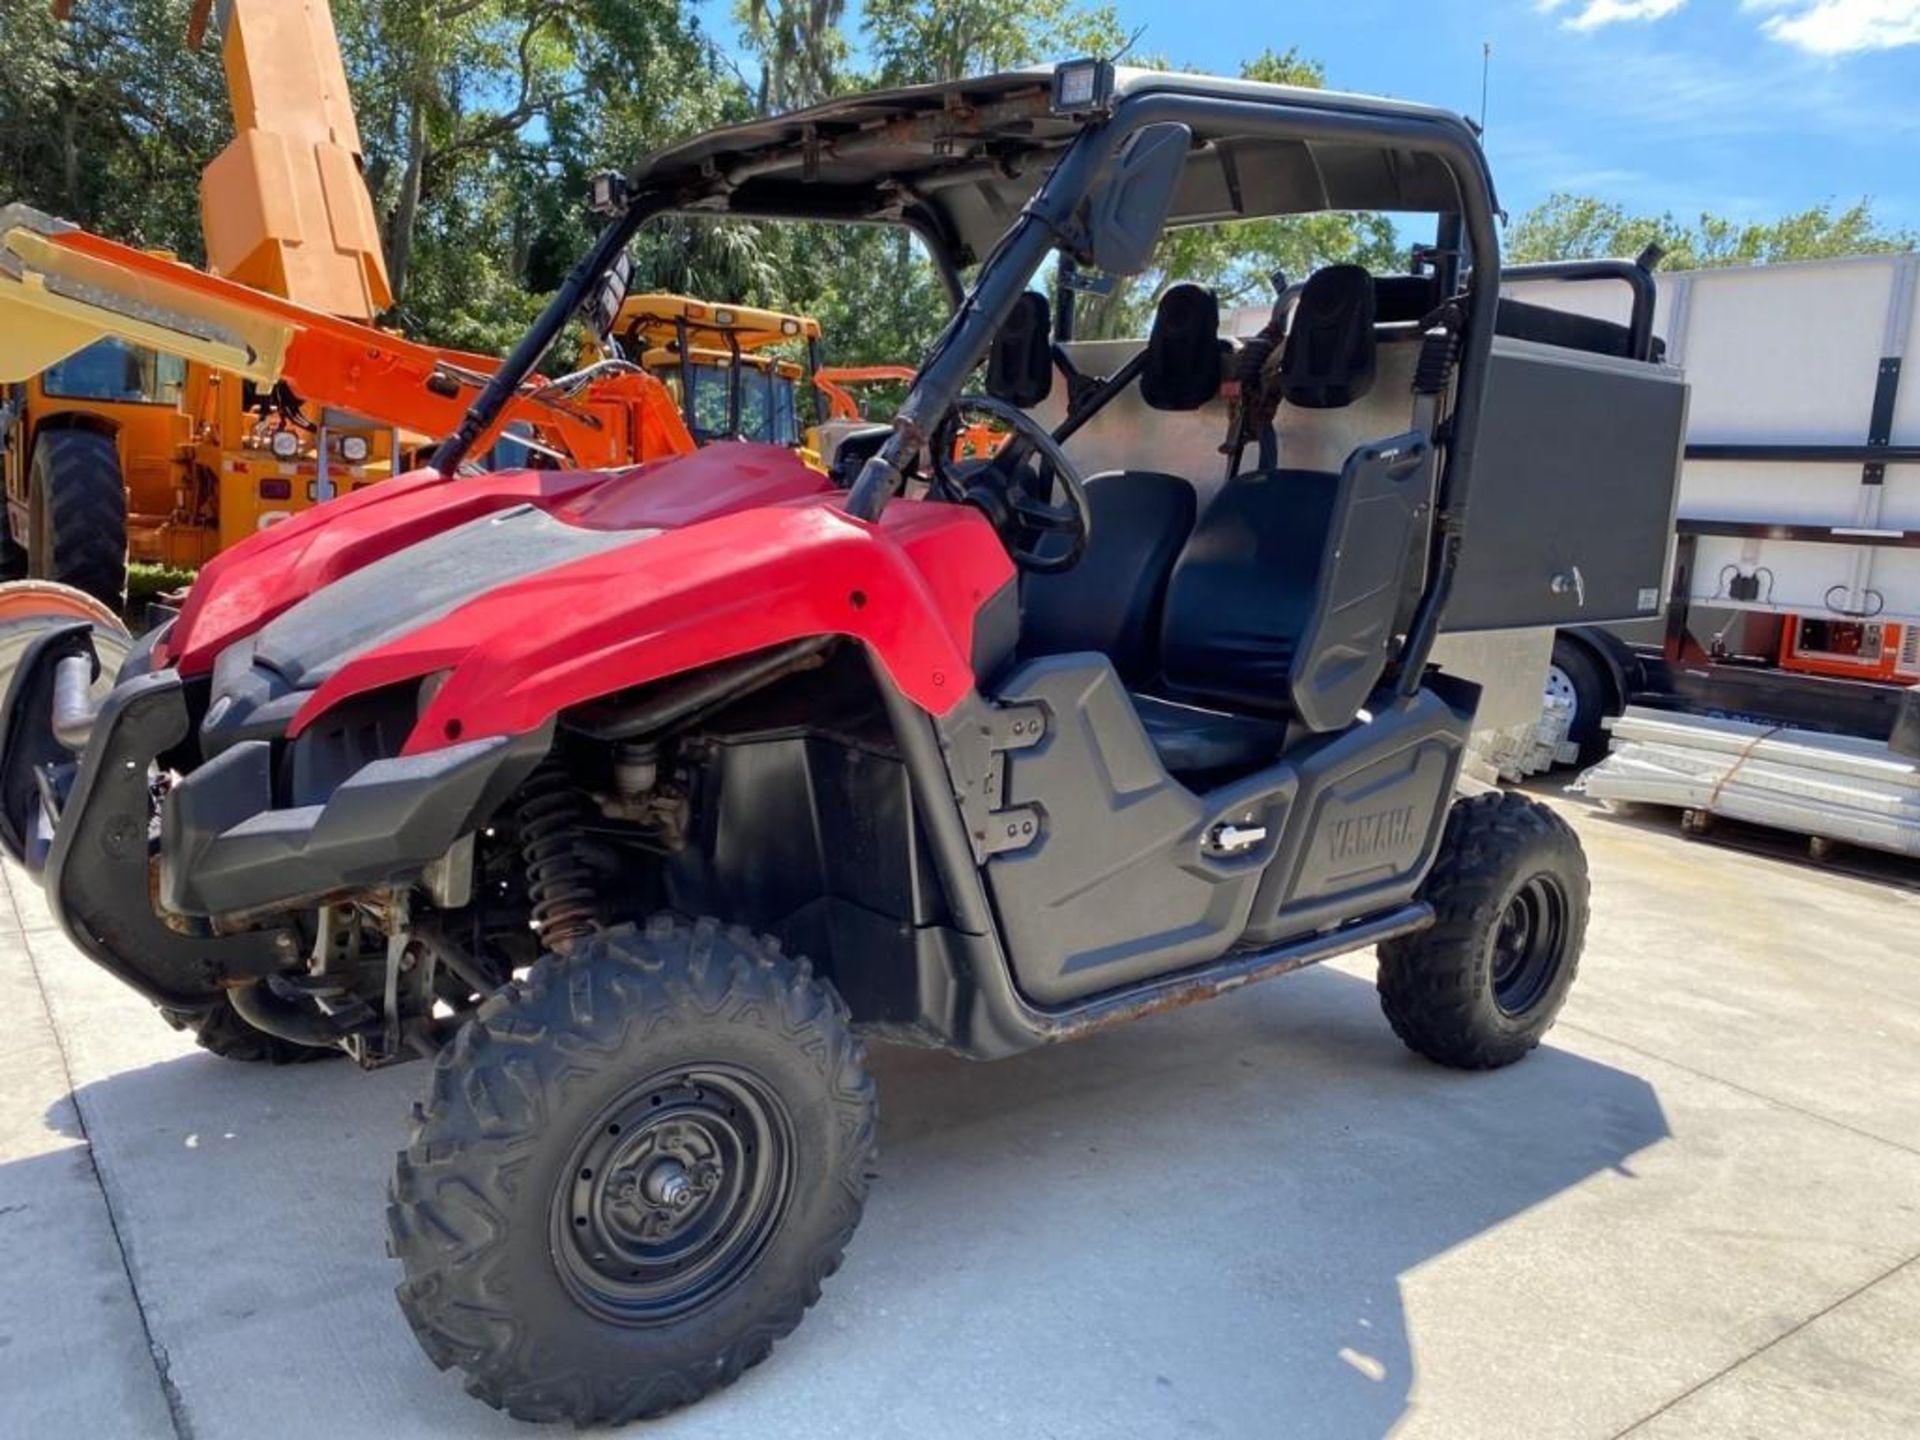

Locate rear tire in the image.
[29,428,128,612]
[1377,792,1589,1070]
[160,997,342,1065]
[388,917,877,1426]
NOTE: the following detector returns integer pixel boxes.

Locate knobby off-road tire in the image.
[388,916,878,1426]
[29,428,128,612]
[159,997,342,1065]
[1377,792,1589,1070]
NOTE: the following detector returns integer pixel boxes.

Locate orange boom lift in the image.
[4,1,693,608]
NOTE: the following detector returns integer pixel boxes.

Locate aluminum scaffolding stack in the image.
[1579,707,1920,858]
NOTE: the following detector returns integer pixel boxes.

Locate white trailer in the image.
[1509,253,1920,853]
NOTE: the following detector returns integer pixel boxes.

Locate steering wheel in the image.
[930,395,1093,574]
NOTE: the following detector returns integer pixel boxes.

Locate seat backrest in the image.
[1159,438,1428,730]
[1159,467,1342,712]
[1021,470,1197,686]
[1139,283,1224,411]
[1279,264,1378,409]
[1158,267,1425,731]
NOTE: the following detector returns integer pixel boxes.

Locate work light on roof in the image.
[1051,58,1114,117]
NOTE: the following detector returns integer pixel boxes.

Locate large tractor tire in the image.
[389,917,877,1425]
[28,428,128,613]
[1376,792,1589,1070]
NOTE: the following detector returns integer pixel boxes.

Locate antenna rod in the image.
[1479,41,1492,132]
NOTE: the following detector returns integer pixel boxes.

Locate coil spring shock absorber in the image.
[516,762,601,953]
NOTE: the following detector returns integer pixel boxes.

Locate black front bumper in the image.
[0,624,546,1008]
[1,624,292,1007]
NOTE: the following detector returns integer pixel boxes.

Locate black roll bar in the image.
[430,196,667,475]
[1502,258,1660,362]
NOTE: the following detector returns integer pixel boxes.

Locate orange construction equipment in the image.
[3,207,693,472]
[1,206,695,599]
[6,2,694,607]
[814,365,1002,459]
[45,0,390,320]
[192,0,394,320]
[813,365,915,422]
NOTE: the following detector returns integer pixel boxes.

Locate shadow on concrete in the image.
[28,963,1669,1439]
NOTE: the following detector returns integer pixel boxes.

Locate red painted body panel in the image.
[162,443,833,675]
[290,493,1014,751]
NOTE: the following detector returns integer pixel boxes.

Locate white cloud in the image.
[1744,0,1920,55]
[1538,0,1689,29]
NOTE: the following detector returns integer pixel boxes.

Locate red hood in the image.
[163,443,833,675]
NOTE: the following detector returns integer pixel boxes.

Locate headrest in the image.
[1373,274,1442,325]
[1140,283,1223,411]
[1280,265,1377,409]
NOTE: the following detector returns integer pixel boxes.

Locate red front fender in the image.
[290,495,1016,752]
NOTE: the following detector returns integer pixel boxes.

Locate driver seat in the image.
[1019,284,1223,685]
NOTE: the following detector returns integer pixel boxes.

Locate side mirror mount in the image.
[985,290,1053,409]
[1080,122,1191,277]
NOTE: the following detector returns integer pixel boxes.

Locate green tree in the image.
[1072,49,1405,338]
[735,0,847,111]
[861,0,1125,85]
[0,0,226,258]
[1507,193,1916,269]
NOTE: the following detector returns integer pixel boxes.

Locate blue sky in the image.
[816,0,1920,232]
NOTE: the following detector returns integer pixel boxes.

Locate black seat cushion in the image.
[1130,693,1287,776]
[1140,283,1223,412]
[1022,470,1197,685]
[1280,265,1378,408]
[1158,467,1342,714]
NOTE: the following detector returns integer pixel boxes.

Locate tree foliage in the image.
[1508,192,1916,270]
[1071,49,1402,339]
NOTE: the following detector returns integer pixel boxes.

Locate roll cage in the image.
[434,65,1503,688]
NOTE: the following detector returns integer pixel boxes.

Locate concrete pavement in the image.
[2,793,1918,1438]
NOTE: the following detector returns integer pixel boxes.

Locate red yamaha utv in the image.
[0,63,1685,1425]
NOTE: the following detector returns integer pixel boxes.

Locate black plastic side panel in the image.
[663,726,948,1021]
[1448,338,1686,631]
[1245,685,1474,945]
[1292,433,1428,732]
[983,655,1298,1005]
[44,670,291,1006]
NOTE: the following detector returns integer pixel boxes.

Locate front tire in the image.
[29,428,128,612]
[388,917,877,1426]
[1377,792,1589,1070]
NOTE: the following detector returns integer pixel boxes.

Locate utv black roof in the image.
[627,67,1492,266]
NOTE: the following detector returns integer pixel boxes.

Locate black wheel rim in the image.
[551,1064,795,1326]
[1490,875,1570,1017]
